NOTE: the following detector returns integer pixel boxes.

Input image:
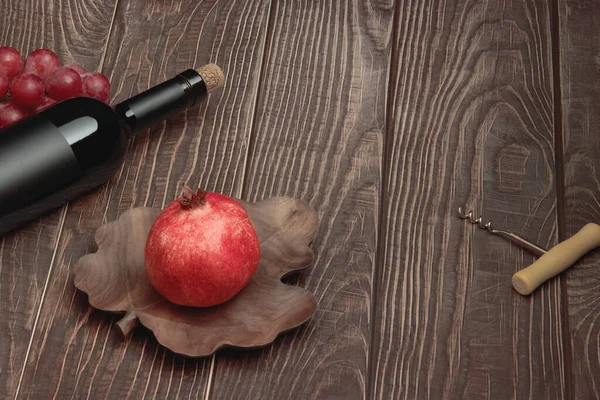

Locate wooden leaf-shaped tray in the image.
[74,197,318,357]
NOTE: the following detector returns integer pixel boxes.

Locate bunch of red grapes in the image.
[0,47,111,128]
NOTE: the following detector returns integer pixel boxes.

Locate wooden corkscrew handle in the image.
[512,223,600,295]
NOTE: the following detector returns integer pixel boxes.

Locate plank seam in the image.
[550,0,573,398]
[366,0,401,398]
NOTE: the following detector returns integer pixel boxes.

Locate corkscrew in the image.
[457,207,547,256]
[458,206,600,296]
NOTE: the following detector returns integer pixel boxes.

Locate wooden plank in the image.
[0,0,117,397]
[559,0,600,398]
[209,0,393,399]
[15,0,271,398]
[370,1,566,399]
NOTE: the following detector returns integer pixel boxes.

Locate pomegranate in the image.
[145,186,261,307]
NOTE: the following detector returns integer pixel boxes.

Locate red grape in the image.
[46,67,82,101]
[81,72,110,103]
[0,74,8,98]
[9,73,45,108]
[64,63,86,75]
[0,101,27,129]
[0,47,22,80]
[24,49,60,81]
[34,96,57,113]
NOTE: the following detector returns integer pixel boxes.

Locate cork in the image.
[195,64,224,93]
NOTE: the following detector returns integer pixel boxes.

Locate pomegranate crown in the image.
[180,185,207,208]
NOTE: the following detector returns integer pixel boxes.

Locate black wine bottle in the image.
[0,64,224,236]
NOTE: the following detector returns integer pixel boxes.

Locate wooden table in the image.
[1,0,599,398]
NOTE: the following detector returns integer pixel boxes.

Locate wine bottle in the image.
[0,64,224,236]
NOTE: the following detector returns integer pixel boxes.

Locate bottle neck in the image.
[114,69,208,135]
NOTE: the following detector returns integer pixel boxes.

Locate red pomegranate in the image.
[145,186,261,307]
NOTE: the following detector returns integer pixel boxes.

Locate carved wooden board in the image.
[370,1,565,399]
[559,0,600,398]
[4,0,593,398]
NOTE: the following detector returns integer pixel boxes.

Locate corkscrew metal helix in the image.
[458,206,600,295]
[457,207,546,257]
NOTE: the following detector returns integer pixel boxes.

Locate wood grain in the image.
[15,0,271,398]
[559,0,600,398]
[210,0,393,398]
[0,0,117,397]
[370,1,565,399]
